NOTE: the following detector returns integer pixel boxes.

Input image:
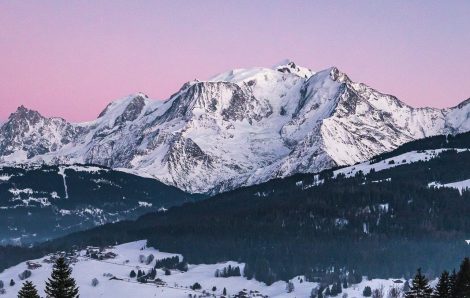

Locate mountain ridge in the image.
[1,61,470,193]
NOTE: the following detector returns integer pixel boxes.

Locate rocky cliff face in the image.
[0,61,469,193]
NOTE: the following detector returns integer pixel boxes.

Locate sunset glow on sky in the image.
[1,1,469,122]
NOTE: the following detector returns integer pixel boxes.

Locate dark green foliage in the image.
[44,257,79,298]
[212,286,216,291]
[317,286,324,298]
[223,287,227,295]
[91,278,99,287]
[145,254,154,265]
[0,244,38,280]
[363,286,372,297]
[17,281,40,298]
[449,270,457,297]
[454,257,470,297]
[286,281,294,293]
[405,268,432,298]
[129,270,136,278]
[154,256,188,272]
[190,282,201,290]
[215,265,241,278]
[146,268,157,280]
[403,280,411,293]
[348,271,362,284]
[330,281,342,296]
[433,270,452,298]
[10,279,15,286]
[18,270,31,280]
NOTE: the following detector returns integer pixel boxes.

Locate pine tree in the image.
[17,281,40,298]
[44,257,79,298]
[363,286,372,297]
[403,280,411,293]
[405,268,432,298]
[222,287,227,295]
[286,281,295,293]
[455,257,470,297]
[433,270,452,298]
[449,270,457,297]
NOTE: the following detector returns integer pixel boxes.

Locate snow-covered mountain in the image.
[1,61,470,193]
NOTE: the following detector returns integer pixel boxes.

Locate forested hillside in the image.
[4,133,470,285]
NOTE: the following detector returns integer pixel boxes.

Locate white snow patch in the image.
[334,149,468,178]
[138,201,152,208]
[428,179,470,195]
[0,174,12,181]
[57,167,69,199]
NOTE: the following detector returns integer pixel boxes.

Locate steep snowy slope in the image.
[1,61,469,193]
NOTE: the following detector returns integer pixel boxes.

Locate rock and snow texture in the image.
[1,61,470,193]
[0,240,409,298]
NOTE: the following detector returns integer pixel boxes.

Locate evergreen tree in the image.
[129,270,136,278]
[433,270,452,298]
[17,281,40,298]
[363,286,372,297]
[10,279,15,287]
[310,287,318,298]
[455,257,470,297]
[286,281,294,293]
[222,287,227,295]
[44,257,79,298]
[317,285,324,298]
[403,280,411,293]
[449,270,458,297]
[405,268,432,298]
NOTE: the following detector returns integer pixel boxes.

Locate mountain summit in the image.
[1,62,470,193]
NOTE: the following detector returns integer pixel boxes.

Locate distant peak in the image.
[273,59,315,79]
[12,105,41,117]
[329,66,350,83]
[8,105,43,124]
[272,59,293,68]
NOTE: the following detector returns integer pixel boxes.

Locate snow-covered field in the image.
[429,179,470,195]
[0,241,408,297]
[333,149,469,179]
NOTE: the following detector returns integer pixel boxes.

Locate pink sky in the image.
[1,1,469,122]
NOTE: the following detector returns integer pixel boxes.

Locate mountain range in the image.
[1,61,470,193]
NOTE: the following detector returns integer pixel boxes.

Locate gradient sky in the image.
[1,1,469,122]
